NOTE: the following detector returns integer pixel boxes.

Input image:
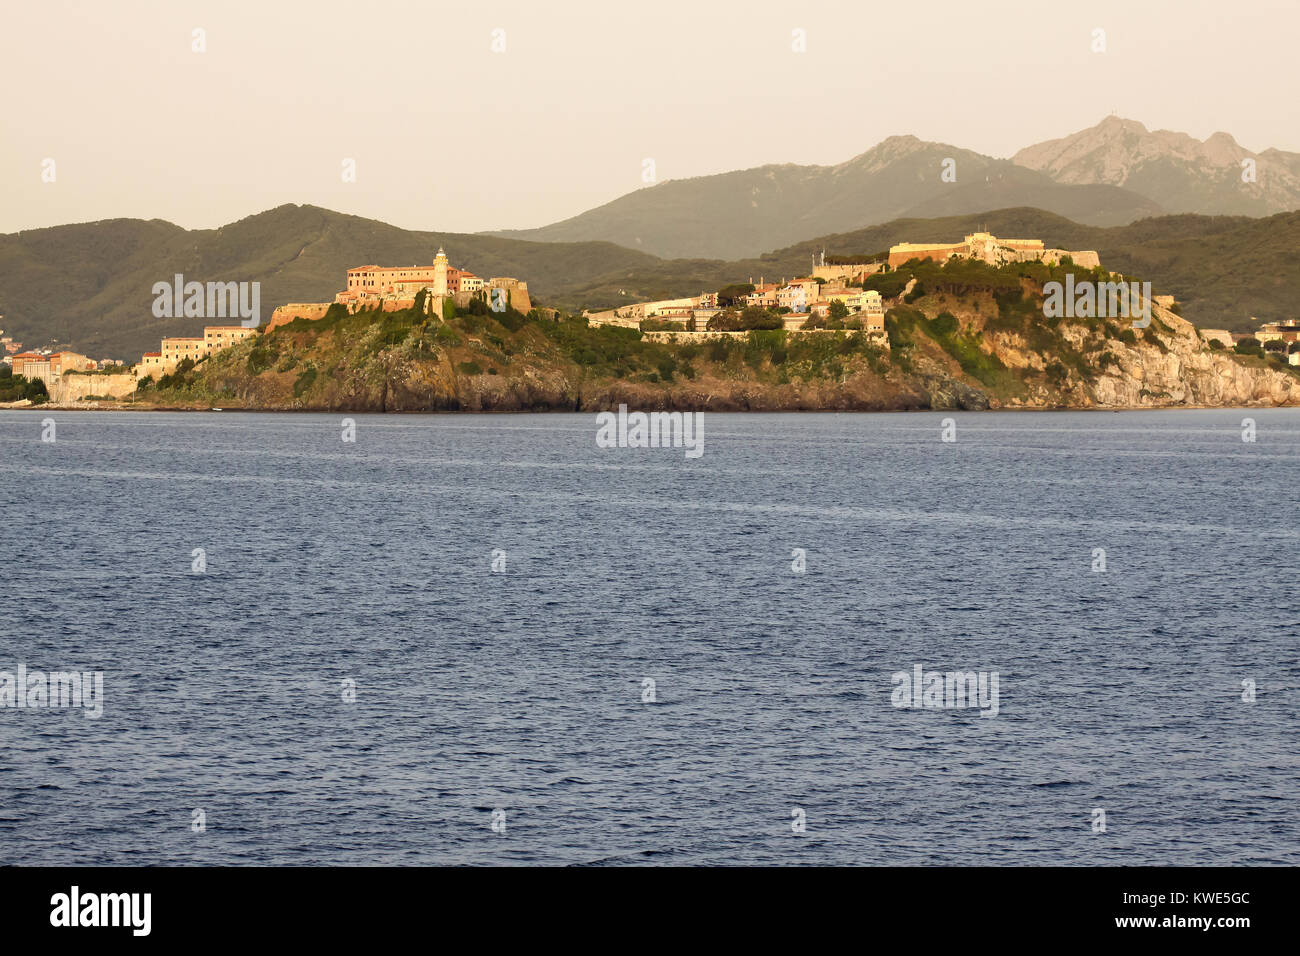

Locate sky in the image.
[2,0,1297,235]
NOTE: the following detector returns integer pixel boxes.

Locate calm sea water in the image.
[0,409,1296,866]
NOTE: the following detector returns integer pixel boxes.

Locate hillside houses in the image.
[585,261,889,338]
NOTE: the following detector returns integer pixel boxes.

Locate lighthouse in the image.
[433,247,448,297]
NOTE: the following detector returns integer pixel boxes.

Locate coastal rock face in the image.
[914,284,1300,412]
[1086,308,1300,408]
[978,301,1299,409]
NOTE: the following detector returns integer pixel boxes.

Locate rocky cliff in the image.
[973,300,1300,409]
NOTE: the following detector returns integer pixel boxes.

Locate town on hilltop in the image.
[584,232,1101,339]
[5,232,1300,406]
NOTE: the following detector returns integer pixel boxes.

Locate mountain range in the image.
[492,116,1300,259]
[1014,116,1300,218]
[490,136,1161,260]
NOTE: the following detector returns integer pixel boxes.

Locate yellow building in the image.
[140,325,259,377]
[160,337,205,367]
[203,326,257,352]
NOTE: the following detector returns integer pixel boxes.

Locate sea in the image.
[0,409,1296,865]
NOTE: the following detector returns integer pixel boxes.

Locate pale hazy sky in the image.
[3,0,1297,235]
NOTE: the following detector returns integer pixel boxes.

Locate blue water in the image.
[0,409,1296,865]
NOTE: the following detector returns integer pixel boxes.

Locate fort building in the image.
[1255,319,1300,345]
[160,337,205,367]
[888,232,1101,270]
[268,248,529,330]
[133,326,264,379]
[11,350,96,382]
[203,326,258,352]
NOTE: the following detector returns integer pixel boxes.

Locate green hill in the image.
[0,205,662,359]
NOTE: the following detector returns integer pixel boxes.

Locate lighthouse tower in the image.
[433,247,449,297]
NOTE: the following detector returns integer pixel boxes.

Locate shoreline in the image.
[4,401,1296,415]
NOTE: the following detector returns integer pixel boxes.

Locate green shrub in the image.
[247,346,277,374]
[293,367,317,397]
[641,318,686,332]
[495,308,527,333]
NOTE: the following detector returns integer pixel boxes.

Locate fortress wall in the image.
[268,303,333,330]
[888,246,963,268]
[51,372,138,402]
[496,282,532,313]
[1036,249,1102,269]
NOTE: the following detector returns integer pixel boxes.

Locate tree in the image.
[706,309,744,331]
[716,283,755,308]
[640,318,685,332]
[863,271,910,298]
[1264,339,1286,352]
[23,377,49,403]
[828,300,849,321]
[739,306,781,330]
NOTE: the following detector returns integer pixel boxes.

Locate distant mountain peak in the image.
[1013,118,1300,216]
[1096,115,1148,132]
[877,133,924,148]
[834,134,954,176]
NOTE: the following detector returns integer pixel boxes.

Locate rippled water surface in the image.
[1,409,1297,865]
